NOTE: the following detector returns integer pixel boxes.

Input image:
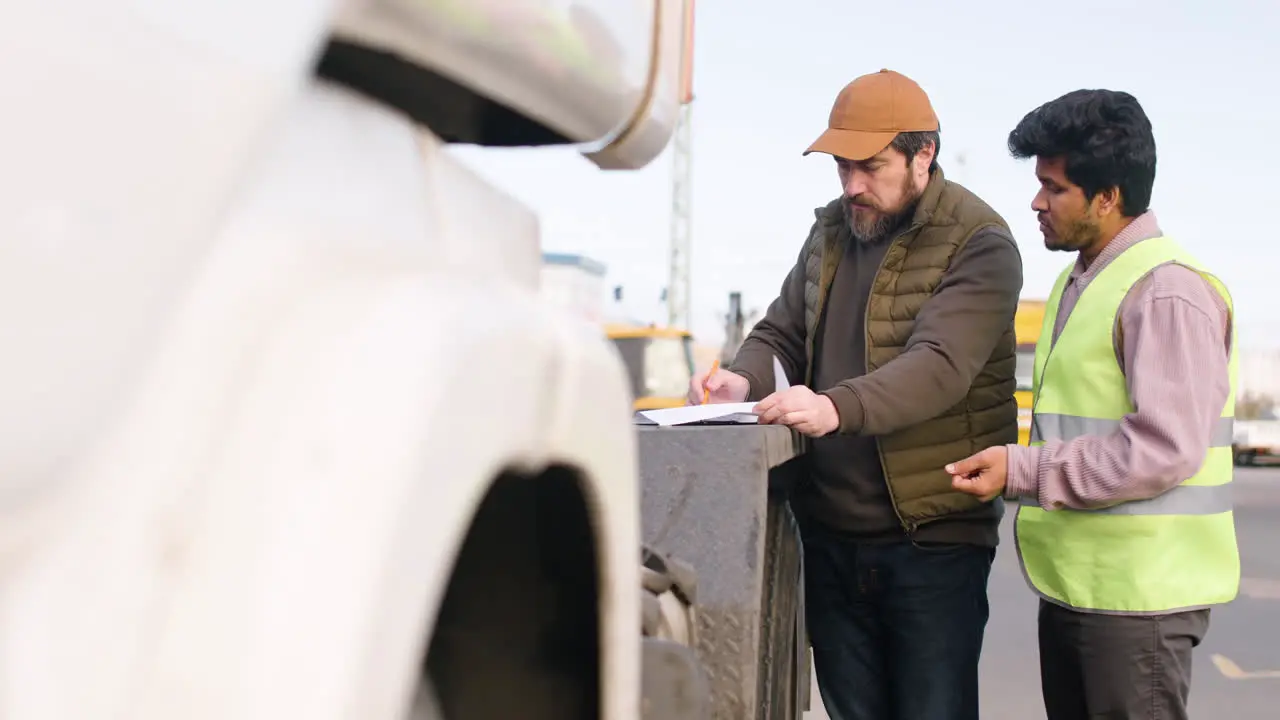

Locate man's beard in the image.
[843,177,923,243]
[1045,215,1102,252]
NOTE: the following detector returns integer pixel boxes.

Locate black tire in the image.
[757,499,808,720]
[425,473,599,720]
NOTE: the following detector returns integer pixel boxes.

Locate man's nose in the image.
[844,171,869,197]
[1031,189,1049,213]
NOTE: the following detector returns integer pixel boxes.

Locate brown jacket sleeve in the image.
[819,227,1024,435]
[726,218,818,402]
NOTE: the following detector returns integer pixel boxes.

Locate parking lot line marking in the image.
[1211,654,1280,680]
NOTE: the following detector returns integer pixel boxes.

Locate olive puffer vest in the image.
[799,168,1019,530]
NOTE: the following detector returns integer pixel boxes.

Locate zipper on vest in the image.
[866,219,923,536]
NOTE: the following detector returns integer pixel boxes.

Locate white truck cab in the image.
[0,1,693,718]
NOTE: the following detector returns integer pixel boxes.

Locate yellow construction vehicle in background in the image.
[605,323,696,410]
[1014,299,1046,445]
[538,253,701,411]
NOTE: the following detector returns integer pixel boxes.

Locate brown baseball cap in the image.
[804,69,939,161]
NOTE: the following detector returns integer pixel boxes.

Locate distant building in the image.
[540,252,608,325]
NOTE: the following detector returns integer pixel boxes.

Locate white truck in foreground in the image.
[0,1,704,718]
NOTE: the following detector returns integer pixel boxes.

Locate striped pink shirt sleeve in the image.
[1004,263,1232,510]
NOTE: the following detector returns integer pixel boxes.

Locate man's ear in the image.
[914,141,937,176]
[1094,186,1123,218]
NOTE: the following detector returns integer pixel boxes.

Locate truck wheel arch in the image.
[416,465,601,720]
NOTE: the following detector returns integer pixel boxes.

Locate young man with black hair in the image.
[688,69,1023,720]
[948,89,1239,720]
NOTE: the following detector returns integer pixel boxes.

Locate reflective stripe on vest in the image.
[1031,414,1236,447]
[1027,414,1235,516]
[1015,235,1241,614]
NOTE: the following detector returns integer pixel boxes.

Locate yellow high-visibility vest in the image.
[1015,235,1240,614]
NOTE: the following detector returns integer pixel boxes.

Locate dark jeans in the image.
[1038,599,1210,720]
[803,535,995,720]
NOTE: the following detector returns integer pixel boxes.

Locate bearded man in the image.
[688,69,1024,720]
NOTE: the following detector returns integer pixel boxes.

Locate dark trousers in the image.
[1038,600,1210,720]
[803,535,995,720]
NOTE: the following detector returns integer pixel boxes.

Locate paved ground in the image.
[804,465,1280,719]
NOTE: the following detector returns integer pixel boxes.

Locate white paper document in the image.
[636,402,759,426]
[636,356,792,426]
[773,355,790,391]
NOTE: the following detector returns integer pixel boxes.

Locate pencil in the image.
[702,359,720,405]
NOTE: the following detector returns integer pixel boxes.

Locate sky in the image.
[448,0,1280,351]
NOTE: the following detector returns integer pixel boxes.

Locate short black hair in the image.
[1007,89,1156,217]
[891,129,940,173]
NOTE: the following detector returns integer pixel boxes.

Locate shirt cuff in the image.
[1004,444,1039,500]
[819,384,865,435]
